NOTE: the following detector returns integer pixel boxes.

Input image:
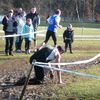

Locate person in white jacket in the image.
[15,8,26,53]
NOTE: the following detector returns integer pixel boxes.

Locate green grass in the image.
[61,22,100,28]
[0,25,100,100]
[40,21,100,28]
[41,65,100,100]
[53,69,100,100]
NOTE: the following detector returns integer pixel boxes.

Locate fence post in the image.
[19,60,35,100]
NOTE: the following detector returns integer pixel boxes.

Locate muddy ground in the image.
[0,55,99,100]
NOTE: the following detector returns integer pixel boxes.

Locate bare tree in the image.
[75,0,80,21]
[92,0,96,20]
[0,0,99,21]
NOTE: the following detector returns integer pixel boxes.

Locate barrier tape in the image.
[35,53,100,66]
[0,30,46,38]
[31,53,100,79]
[0,27,99,33]
[0,29,100,40]
[33,63,100,79]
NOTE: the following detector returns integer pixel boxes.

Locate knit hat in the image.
[67,24,72,30]
[9,9,13,13]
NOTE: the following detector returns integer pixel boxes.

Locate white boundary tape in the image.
[75,27,100,30]
[35,53,100,66]
[32,53,100,79]
[0,29,100,40]
[0,27,99,33]
[0,29,100,39]
[0,30,46,38]
[33,64,100,79]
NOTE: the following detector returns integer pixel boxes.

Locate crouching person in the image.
[29,45,64,84]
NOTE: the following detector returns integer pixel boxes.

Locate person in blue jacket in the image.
[42,9,62,46]
[22,18,34,54]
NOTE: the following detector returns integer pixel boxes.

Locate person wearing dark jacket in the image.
[2,10,18,56]
[63,24,74,53]
[26,7,40,51]
[29,45,64,84]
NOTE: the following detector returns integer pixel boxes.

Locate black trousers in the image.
[5,37,14,54]
[25,38,31,51]
[65,41,72,53]
[44,30,57,45]
[30,47,52,81]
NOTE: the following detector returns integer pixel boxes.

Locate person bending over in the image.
[30,45,64,84]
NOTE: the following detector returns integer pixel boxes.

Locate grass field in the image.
[0,23,100,100]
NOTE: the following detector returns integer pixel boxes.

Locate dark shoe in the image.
[28,78,43,85]
[9,52,14,56]
[14,76,26,86]
[14,77,43,86]
[70,52,73,54]
[5,51,9,56]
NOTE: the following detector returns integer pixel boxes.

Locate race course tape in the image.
[0,30,100,40]
[33,64,100,79]
[32,53,100,79]
[35,53,100,66]
[0,30,46,38]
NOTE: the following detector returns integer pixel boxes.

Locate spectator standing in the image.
[22,18,34,54]
[63,24,74,53]
[26,7,40,51]
[15,8,26,53]
[42,9,62,46]
[2,10,18,56]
